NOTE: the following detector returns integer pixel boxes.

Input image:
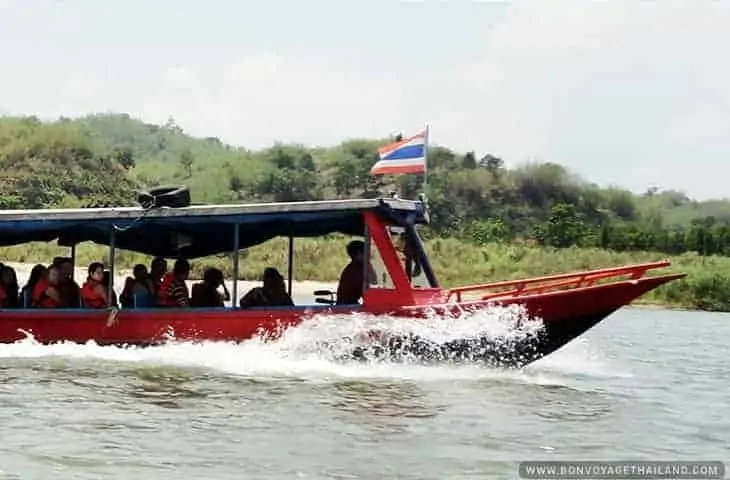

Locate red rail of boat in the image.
[445,260,672,303]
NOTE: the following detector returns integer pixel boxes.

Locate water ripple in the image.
[0,308,728,478]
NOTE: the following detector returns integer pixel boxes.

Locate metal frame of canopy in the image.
[0,198,430,308]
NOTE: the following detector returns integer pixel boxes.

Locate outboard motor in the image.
[137,185,191,209]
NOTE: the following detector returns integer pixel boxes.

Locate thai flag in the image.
[370,127,428,175]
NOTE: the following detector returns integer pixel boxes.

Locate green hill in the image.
[2,113,730,311]
[0,116,139,209]
[4,112,730,254]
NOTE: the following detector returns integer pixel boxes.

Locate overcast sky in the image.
[0,0,727,199]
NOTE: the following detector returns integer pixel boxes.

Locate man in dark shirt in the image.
[55,257,81,308]
[336,240,376,305]
[149,257,168,295]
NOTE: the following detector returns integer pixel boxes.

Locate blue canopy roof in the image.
[0,198,428,258]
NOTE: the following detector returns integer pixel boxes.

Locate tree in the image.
[481,154,504,177]
[299,152,316,172]
[228,173,244,200]
[331,159,360,197]
[604,188,636,220]
[114,147,135,169]
[164,116,183,134]
[536,203,586,248]
[467,218,511,244]
[180,149,194,178]
[461,152,477,169]
[254,169,320,202]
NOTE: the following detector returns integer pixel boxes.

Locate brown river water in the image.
[0,305,728,479]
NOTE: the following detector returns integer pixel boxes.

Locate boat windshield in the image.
[368,226,431,290]
[390,226,430,288]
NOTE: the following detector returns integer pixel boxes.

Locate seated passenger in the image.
[32,265,63,308]
[80,262,110,309]
[239,267,293,308]
[149,257,168,295]
[20,264,47,307]
[55,257,81,308]
[120,264,155,308]
[157,259,191,307]
[191,267,230,307]
[0,265,19,308]
[336,240,377,305]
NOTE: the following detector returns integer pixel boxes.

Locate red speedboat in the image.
[0,194,685,367]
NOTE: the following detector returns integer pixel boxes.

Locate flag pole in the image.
[422,124,430,202]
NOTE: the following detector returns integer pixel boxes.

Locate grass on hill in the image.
[1,236,727,312]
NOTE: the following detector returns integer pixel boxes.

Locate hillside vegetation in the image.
[1,113,729,311]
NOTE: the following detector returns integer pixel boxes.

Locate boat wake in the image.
[274,304,546,368]
[0,304,617,383]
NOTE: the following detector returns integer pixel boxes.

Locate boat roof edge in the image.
[0,197,423,222]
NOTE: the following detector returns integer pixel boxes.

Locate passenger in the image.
[149,257,168,295]
[55,257,81,308]
[80,262,110,309]
[336,240,377,305]
[157,259,191,307]
[191,267,230,307]
[32,265,63,308]
[239,267,294,308]
[0,265,19,308]
[20,264,47,307]
[120,264,155,308]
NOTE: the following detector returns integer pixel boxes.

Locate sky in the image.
[0,0,728,199]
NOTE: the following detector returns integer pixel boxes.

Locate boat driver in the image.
[336,240,376,305]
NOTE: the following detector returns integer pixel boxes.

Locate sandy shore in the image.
[2,261,337,305]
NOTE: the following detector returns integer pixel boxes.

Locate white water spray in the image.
[0,304,619,383]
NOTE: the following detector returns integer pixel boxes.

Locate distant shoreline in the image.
[0,259,696,312]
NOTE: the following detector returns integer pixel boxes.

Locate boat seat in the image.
[133,293,158,308]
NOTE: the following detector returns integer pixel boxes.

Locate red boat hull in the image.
[0,269,684,367]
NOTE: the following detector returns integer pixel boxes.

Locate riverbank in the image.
[1,237,728,311]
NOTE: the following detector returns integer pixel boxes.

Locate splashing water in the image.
[266,303,547,367]
[0,304,615,383]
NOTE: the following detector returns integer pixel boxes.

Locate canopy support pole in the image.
[287,235,294,297]
[363,223,370,297]
[70,243,76,282]
[232,224,240,308]
[108,230,116,304]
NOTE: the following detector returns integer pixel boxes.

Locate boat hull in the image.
[344,307,617,368]
[0,272,684,367]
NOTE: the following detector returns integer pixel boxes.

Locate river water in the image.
[0,306,727,479]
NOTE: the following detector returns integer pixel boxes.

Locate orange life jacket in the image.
[32,279,61,308]
[81,280,107,309]
[157,272,178,307]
